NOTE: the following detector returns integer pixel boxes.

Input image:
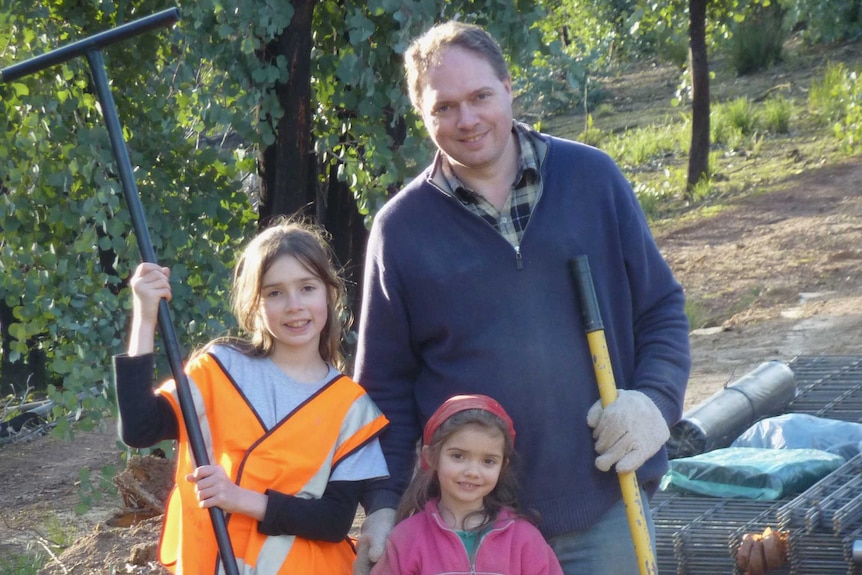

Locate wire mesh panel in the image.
[650,355,862,574]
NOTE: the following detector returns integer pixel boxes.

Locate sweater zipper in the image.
[434,181,528,271]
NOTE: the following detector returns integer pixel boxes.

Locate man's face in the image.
[418,46,514,178]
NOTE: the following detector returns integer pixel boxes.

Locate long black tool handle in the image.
[571,256,604,333]
[0,8,180,82]
[86,50,239,575]
[1,11,239,575]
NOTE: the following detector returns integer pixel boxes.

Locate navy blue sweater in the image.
[355,132,691,538]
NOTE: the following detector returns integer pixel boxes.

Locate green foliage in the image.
[578,114,606,147]
[529,0,607,115]
[712,97,758,146]
[728,3,787,75]
[805,60,862,151]
[762,95,793,133]
[687,170,718,201]
[311,0,549,219]
[602,117,689,168]
[617,0,770,65]
[633,179,680,220]
[1,0,257,429]
[725,97,758,134]
[76,463,118,514]
[807,63,862,152]
[0,551,44,575]
[2,0,555,427]
[809,61,855,123]
[782,0,862,43]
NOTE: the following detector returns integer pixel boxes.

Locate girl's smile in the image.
[259,254,329,363]
[429,423,506,528]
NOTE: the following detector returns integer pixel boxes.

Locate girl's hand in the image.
[127,263,171,356]
[186,465,267,520]
[130,263,171,324]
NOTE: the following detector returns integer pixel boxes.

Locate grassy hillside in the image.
[537,35,862,226]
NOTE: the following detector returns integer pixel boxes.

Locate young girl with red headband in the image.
[371,394,563,574]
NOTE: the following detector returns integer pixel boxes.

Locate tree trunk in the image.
[258,0,317,224]
[687,0,710,194]
[320,169,368,366]
[0,300,48,393]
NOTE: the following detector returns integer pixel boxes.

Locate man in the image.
[353,20,690,574]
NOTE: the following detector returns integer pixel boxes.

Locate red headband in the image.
[422,394,516,448]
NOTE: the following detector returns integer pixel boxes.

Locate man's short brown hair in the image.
[404,21,510,111]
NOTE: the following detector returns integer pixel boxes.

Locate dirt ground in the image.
[2,55,862,574]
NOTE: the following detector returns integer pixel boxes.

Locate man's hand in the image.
[353,508,396,575]
[586,389,669,474]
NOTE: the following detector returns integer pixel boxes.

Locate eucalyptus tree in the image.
[0,1,256,428]
[1,0,554,427]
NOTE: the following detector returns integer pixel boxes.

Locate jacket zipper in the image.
[469,522,509,573]
[431,510,513,573]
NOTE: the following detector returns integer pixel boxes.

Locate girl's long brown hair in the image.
[395,408,525,531]
[206,216,349,371]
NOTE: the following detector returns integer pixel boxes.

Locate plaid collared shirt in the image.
[432,121,542,248]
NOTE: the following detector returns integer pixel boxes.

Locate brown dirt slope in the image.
[663,159,862,407]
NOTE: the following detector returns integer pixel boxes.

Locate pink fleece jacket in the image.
[371,499,564,575]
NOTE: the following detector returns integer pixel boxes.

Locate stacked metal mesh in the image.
[651,355,862,574]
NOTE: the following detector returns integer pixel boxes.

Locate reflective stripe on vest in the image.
[157,352,387,574]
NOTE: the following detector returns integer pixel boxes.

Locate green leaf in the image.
[11,83,29,96]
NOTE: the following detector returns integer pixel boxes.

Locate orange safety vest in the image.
[155,351,388,575]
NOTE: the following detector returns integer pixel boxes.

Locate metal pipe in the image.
[1,10,239,575]
[1,8,181,82]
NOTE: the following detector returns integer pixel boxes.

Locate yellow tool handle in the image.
[573,257,658,575]
[586,331,658,575]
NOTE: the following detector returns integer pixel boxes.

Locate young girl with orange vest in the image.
[114,219,389,575]
[371,394,563,575]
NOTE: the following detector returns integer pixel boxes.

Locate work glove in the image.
[586,389,670,474]
[353,507,396,575]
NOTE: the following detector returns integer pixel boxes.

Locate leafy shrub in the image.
[785,0,862,43]
[834,72,862,152]
[762,95,793,133]
[728,4,787,75]
[0,4,258,434]
[809,61,853,123]
[712,98,758,147]
[807,61,862,152]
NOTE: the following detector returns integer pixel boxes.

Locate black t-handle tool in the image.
[1,9,239,575]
